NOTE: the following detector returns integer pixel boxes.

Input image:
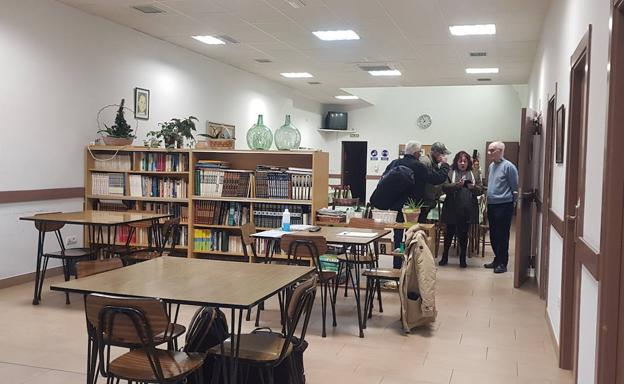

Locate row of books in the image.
[92,173,125,195]
[116,225,188,247]
[139,153,188,172]
[194,169,252,197]
[255,169,312,200]
[194,201,250,226]
[193,229,243,253]
[253,203,311,228]
[93,154,131,171]
[92,201,188,223]
[129,175,188,198]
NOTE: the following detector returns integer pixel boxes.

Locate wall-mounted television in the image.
[323,111,348,130]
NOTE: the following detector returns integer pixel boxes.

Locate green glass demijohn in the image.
[246,114,273,150]
[274,114,301,150]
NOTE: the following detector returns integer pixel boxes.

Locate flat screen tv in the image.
[324,111,348,130]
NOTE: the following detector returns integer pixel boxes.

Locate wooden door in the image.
[514,108,540,288]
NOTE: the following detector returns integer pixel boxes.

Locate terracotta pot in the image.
[102,136,133,146]
[402,208,421,223]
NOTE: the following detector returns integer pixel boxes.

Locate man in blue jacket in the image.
[484,141,518,273]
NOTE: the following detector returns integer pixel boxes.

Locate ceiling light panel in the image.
[312,30,360,41]
[466,67,499,74]
[449,24,496,36]
[281,72,313,78]
[335,95,359,100]
[192,35,226,45]
[368,69,402,76]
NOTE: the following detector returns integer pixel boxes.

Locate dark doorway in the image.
[341,141,367,204]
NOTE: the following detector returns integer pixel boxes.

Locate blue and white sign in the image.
[370,149,378,160]
[381,149,389,160]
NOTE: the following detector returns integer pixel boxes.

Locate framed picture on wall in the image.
[134,87,150,120]
[556,104,565,163]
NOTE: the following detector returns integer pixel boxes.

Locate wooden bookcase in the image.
[85,146,329,261]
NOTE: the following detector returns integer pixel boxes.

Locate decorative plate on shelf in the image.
[416,114,432,129]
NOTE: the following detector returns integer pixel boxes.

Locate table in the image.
[20,210,171,305]
[51,256,314,384]
[253,226,391,337]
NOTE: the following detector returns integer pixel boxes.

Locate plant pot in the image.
[102,136,133,146]
[402,208,421,224]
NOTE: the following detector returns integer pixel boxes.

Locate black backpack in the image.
[183,306,229,382]
[370,164,415,210]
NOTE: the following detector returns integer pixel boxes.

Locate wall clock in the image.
[417,114,432,129]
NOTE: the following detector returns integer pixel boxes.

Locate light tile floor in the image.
[0,247,573,384]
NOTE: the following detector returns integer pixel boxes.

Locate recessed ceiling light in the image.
[368,69,402,77]
[312,30,360,41]
[192,35,225,45]
[335,95,359,100]
[281,72,313,78]
[449,24,496,36]
[466,67,499,74]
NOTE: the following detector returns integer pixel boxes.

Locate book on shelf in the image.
[94,199,129,211]
[129,175,188,198]
[194,169,252,198]
[193,228,242,253]
[255,168,312,200]
[115,224,188,247]
[194,201,249,226]
[139,153,188,172]
[253,203,310,228]
[92,173,125,195]
[93,154,131,171]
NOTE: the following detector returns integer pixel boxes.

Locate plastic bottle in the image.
[281,208,291,232]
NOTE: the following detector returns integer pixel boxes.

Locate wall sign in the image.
[370,149,378,160]
[381,149,389,160]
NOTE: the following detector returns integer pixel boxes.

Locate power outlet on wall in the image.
[66,236,77,246]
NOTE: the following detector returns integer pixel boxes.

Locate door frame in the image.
[559,25,595,373]
[597,1,624,382]
[340,141,368,203]
[539,86,557,300]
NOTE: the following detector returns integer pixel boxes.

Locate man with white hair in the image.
[484,141,518,273]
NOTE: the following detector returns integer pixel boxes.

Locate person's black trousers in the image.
[487,202,514,267]
[442,223,469,261]
[393,211,404,269]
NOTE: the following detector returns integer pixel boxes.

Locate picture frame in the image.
[555,104,565,163]
[206,121,235,139]
[134,87,150,120]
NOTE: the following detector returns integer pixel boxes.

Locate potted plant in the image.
[98,99,135,146]
[147,116,198,149]
[403,198,424,224]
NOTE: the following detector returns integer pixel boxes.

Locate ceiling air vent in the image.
[307,81,321,85]
[254,58,273,63]
[131,4,165,14]
[217,35,239,44]
[477,78,492,82]
[470,52,487,57]
[285,0,306,9]
[358,64,392,72]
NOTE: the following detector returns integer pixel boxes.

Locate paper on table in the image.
[336,231,378,238]
[290,224,316,231]
[252,229,286,238]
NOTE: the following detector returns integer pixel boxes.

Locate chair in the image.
[207,276,317,384]
[75,258,124,279]
[479,201,491,257]
[124,217,180,264]
[33,213,95,304]
[336,218,379,298]
[241,222,259,264]
[281,234,337,338]
[85,293,204,384]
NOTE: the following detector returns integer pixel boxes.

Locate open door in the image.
[514,108,540,288]
[341,141,367,204]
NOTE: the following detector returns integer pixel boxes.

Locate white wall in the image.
[0,0,323,279]
[323,85,524,200]
[547,228,564,344]
[527,0,611,381]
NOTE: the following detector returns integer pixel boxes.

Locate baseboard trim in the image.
[0,267,64,289]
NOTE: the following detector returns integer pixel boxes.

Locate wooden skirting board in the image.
[0,266,63,289]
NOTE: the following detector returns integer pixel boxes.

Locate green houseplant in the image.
[98,98,135,145]
[403,198,424,223]
[147,116,198,149]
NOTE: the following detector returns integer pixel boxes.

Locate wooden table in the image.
[51,256,314,384]
[20,210,171,305]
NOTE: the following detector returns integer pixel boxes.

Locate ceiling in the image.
[57,0,551,104]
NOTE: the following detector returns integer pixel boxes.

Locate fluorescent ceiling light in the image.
[335,95,359,100]
[368,69,402,77]
[192,35,225,45]
[281,72,313,78]
[449,24,496,36]
[312,30,360,41]
[466,67,499,74]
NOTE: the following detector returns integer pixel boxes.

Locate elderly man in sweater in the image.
[484,141,518,273]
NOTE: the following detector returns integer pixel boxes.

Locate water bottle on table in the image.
[281,208,291,232]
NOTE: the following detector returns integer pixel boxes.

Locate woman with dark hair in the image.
[439,151,483,267]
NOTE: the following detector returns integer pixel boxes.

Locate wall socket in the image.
[66,236,77,246]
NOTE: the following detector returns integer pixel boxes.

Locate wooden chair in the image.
[109,220,155,257]
[85,293,204,384]
[75,258,123,279]
[281,234,337,338]
[240,222,259,263]
[33,213,95,304]
[336,218,379,298]
[207,276,316,384]
[124,217,180,264]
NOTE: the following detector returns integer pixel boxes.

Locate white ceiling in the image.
[57,0,551,104]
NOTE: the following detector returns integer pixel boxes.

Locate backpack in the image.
[245,333,309,384]
[370,164,415,210]
[183,306,229,383]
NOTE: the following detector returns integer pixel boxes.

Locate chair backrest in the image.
[33,212,65,232]
[280,234,327,272]
[348,217,384,229]
[156,217,180,254]
[240,222,258,261]
[76,258,123,279]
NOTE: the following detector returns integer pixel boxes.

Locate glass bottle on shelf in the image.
[246,114,273,150]
[274,114,301,150]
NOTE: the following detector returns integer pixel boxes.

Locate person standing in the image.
[439,151,483,268]
[484,141,518,273]
[419,142,452,222]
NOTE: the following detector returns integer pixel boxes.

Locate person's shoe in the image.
[484,261,497,269]
[438,257,448,266]
[460,260,467,268]
[382,281,398,290]
[494,265,507,274]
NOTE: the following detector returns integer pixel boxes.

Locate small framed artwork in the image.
[134,87,150,120]
[555,104,565,163]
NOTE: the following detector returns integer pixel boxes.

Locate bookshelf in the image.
[85,146,329,261]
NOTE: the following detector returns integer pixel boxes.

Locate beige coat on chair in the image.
[399,225,437,332]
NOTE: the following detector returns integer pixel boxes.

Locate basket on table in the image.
[316,214,345,224]
[371,209,398,224]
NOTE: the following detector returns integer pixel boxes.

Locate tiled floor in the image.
[0,246,573,384]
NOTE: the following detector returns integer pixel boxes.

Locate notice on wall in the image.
[381,149,389,161]
[370,149,378,160]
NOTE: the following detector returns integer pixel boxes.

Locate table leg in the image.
[229,308,243,384]
[32,230,45,305]
[349,261,365,338]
